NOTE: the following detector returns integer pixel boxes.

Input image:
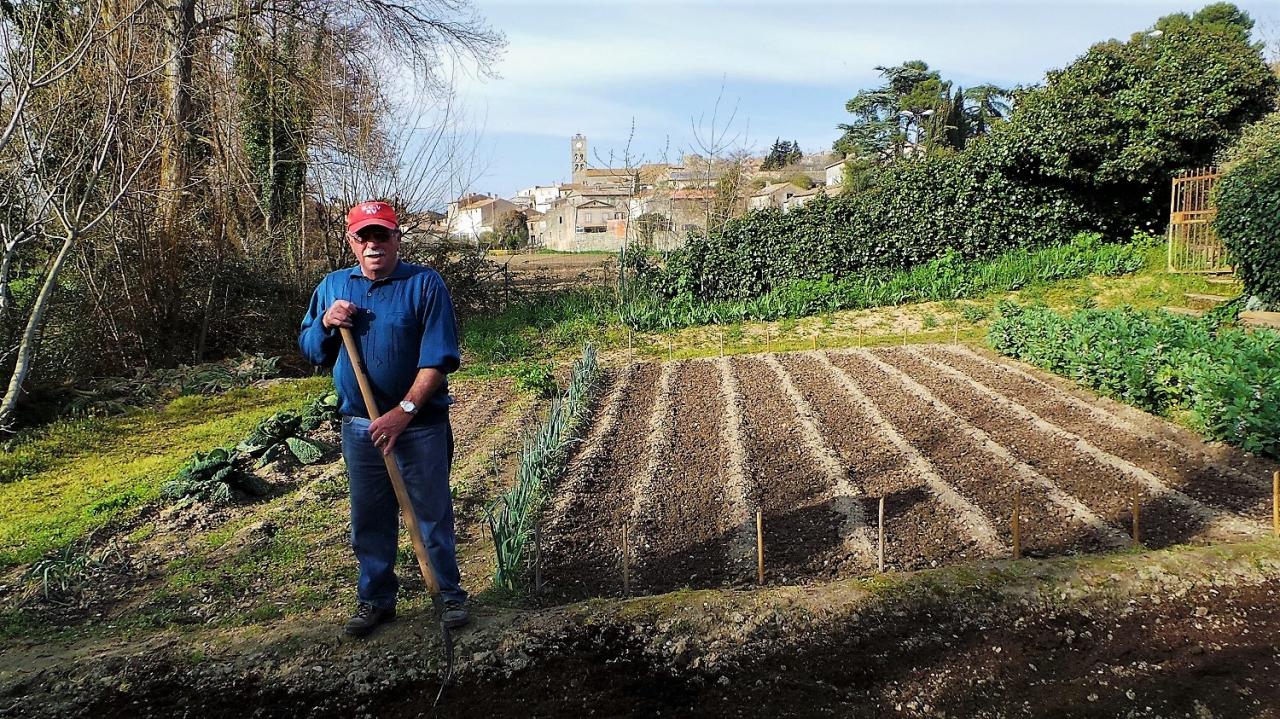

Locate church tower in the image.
[571,134,587,183]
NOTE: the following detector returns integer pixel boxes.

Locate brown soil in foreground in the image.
[6,543,1280,719]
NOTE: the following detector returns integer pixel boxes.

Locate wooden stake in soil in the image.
[877,497,886,573]
[667,337,672,361]
[952,322,959,345]
[719,330,724,357]
[1011,485,1022,560]
[534,522,543,593]
[756,509,765,585]
[1132,484,1142,547]
[622,524,631,597]
[812,335,818,351]
[1272,470,1278,537]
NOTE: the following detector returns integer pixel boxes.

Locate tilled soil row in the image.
[632,359,735,594]
[883,347,1263,545]
[449,379,513,450]
[542,362,662,602]
[956,345,1280,480]
[777,353,984,571]
[730,355,850,582]
[921,345,1274,517]
[829,350,1109,559]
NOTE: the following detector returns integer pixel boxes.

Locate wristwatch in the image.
[399,399,418,415]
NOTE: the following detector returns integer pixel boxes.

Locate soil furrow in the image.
[858,350,1128,549]
[776,352,983,571]
[831,350,1101,558]
[716,358,758,577]
[815,352,1005,556]
[926,345,1273,513]
[541,362,662,601]
[763,355,875,568]
[546,364,634,532]
[631,360,733,593]
[729,355,851,581]
[889,347,1263,544]
[949,345,1280,482]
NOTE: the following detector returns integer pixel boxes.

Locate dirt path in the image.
[9,543,1280,719]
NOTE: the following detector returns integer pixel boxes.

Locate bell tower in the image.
[571,133,587,182]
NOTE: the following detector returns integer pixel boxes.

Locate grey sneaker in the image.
[344,602,395,638]
[442,599,469,630]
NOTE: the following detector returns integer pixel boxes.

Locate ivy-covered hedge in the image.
[664,151,1092,301]
[1214,140,1280,307]
[625,232,1148,330]
[989,303,1279,458]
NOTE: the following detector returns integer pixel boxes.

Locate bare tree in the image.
[0,46,160,429]
[688,81,753,235]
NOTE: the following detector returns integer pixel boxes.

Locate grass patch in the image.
[0,377,331,569]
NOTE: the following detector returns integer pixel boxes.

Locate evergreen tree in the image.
[787,140,802,165]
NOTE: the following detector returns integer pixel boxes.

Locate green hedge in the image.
[624,232,1148,331]
[1214,143,1280,307]
[989,303,1279,458]
[662,151,1093,302]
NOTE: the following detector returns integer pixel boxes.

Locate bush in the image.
[989,303,1280,457]
[990,8,1276,226]
[1214,144,1280,307]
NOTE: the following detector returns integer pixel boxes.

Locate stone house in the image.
[748,182,804,211]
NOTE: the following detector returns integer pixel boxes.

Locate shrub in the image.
[1214,145,1280,307]
[990,8,1276,226]
[990,303,1279,457]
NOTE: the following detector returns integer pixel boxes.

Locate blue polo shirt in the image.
[298,261,460,424]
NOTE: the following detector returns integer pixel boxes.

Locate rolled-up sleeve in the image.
[298,281,340,367]
[417,271,461,373]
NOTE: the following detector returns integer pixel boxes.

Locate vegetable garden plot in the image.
[541,347,1271,600]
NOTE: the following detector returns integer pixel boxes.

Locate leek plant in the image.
[487,344,600,592]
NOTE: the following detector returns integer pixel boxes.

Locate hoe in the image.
[339,327,455,705]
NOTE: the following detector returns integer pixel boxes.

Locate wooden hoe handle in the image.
[339,326,441,597]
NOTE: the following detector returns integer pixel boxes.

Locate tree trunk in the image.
[158,0,196,297]
[0,232,76,430]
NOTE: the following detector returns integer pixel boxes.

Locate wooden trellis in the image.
[1167,167,1229,274]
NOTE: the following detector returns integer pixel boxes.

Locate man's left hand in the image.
[368,408,413,455]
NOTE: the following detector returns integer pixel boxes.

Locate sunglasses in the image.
[347,229,398,244]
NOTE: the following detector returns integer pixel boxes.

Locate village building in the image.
[446,194,519,241]
[748,181,804,211]
[825,158,846,186]
[782,185,824,212]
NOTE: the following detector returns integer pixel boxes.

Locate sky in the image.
[447,0,1280,199]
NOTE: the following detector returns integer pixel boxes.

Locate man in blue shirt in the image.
[298,200,468,637]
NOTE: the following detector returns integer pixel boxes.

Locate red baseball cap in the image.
[346,200,399,234]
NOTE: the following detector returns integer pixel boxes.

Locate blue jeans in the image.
[342,415,467,607]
